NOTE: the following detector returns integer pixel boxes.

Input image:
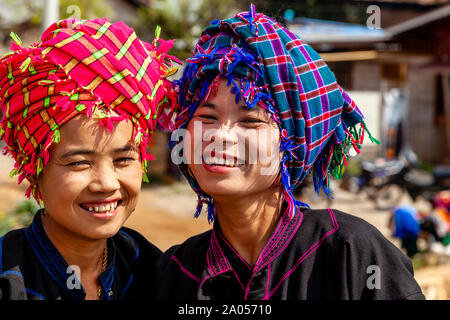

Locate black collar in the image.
[24,211,116,300]
[206,204,304,278]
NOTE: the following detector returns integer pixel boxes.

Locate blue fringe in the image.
[280,154,311,209]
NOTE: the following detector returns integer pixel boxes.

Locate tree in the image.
[132,0,241,60]
[1,0,113,25]
[243,0,368,25]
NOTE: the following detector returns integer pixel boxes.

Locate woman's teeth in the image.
[83,201,119,213]
[204,157,242,167]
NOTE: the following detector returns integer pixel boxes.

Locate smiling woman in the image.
[156,5,425,300]
[0,18,179,300]
[185,79,282,201]
[36,116,142,242]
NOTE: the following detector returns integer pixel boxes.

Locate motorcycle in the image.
[342,147,450,210]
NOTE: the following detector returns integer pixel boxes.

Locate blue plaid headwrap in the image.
[172,5,380,222]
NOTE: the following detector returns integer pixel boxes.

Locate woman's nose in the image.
[207,124,239,146]
[89,162,120,193]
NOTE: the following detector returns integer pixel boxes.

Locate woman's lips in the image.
[202,161,244,174]
[202,153,245,173]
[202,163,238,173]
[79,199,122,219]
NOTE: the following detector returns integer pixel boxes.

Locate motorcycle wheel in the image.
[374,184,404,210]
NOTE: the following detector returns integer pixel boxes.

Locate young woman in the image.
[0,18,178,300]
[156,6,425,300]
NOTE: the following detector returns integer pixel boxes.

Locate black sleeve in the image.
[155,245,180,300]
[0,229,30,300]
[0,270,28,300]
[334,210,425,300]
[155,230,211,300]
[117,227,162,299]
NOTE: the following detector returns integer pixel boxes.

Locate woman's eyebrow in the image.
[240,105,252,111]
[113,143,137,153]
[241,105,266,116]
[60,143,137,159]
[199,102,216,109]
[201,103,250,110]
[60,149,94,159]
[200,103,263,115]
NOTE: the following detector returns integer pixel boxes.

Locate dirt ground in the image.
[0,155,449,300]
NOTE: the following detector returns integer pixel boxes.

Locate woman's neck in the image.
[40,212,106,275]
[214,185,284,267]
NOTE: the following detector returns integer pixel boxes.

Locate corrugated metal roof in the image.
[288,17,389,43]
[287,4,450,44]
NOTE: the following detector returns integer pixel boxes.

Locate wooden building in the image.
[289,4,450,164]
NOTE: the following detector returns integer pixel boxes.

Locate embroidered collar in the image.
[206,204,304,277]
[24,211,116,300]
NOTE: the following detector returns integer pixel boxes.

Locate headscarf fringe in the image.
[311,121,379,197]
[194,196,216,224]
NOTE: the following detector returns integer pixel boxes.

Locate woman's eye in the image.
[241,118,262,124]
[197,114,217,121]
[68,161,89,167]
[115,157,135,164]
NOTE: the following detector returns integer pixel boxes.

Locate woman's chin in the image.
[81,214,128,240]
[202,185,246,199]
[87,224,122,240]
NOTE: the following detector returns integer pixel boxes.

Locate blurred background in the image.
[0,0,449,299]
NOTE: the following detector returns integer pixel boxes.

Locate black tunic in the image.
[156,208,425,300]
[0,211,161,300]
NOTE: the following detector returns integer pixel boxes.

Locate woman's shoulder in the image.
[113,227,162,261]
[299,208,424,299]
[1,227,27,243]
[299,207,387,244]
[1,227,29,269]
[157,229,212,267]
[0,227,35,299]
[297,207,405,259]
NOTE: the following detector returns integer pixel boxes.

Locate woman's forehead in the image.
[201,80,269,115]
[54,115,136,152]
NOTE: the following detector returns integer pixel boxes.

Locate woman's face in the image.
[37,115,142,241]
[186,79,281,200]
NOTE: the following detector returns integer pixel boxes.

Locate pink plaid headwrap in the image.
[0,18,180,202]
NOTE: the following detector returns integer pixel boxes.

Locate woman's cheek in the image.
[184,128,202,165]
[118,162,143,190]
[257,127,281,176]
[44,168,87,193]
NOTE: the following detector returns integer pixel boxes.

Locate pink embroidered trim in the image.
[255,209,304,272]
[264,264,271,300]
[198,275,210,290]
[263,209,339,300]
[170,256,201,283]
[231,268,246,291]
[206,230,231,276]
[218,230,252,270]
[205,205,305,299]
[244,272,255,300]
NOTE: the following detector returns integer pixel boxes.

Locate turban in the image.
[173,5,380,222]
[0,18,179,202]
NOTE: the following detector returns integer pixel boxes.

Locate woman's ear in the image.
[16,153,37,185]
[26,175,37,186]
